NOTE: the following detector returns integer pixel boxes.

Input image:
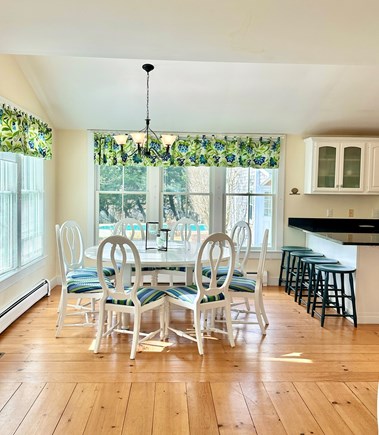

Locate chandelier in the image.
[114,64,177,157]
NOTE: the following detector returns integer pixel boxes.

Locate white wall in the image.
[0,55,57,309]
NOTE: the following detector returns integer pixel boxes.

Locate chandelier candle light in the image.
[114,64,177,157]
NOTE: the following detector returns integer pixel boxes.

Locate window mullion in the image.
[16,156,22,269]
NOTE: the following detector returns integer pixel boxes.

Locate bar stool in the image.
[286,250,324,296]
[311,264,357,327]
[279,246,312,287]
[298,257,339,313]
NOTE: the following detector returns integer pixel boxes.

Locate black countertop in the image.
[288,218,379,245]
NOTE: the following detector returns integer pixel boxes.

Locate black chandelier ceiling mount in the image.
[114,63,177,157]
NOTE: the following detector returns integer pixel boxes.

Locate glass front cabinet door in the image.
[304,138,365,193]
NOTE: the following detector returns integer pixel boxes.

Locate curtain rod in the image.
[90,129,285,138]
[0,95,50,125]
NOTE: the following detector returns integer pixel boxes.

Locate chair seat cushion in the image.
[106,287,166,306]
[67,266,115,279]
[165,284,225,304]
[66,277,106,294]
[201,266,244,279]
[217,276,257,293]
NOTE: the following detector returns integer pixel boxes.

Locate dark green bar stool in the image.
[311,264,357,327]
[298,257,339,312]
[286,251,324,296]
[279,246,312,288]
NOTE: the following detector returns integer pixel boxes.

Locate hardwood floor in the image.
[0,286,378,434]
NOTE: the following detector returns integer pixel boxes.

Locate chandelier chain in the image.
[146,71,150,120]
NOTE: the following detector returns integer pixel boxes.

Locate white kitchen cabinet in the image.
[304,137,379,194]
[367,141,379,192]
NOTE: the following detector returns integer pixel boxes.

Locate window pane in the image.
[163,167,209,193]
[249,169,274,194]
[0,158,17,276]
[99,193,122,238]
[225,195,249,234]
[21,156,44,266]
[123,194,146,221]
[250,195,272,247]
[123,166,147,191]
[163,194,187,222]
[99,165,123,191]
[97,166,147,240]
[226,167,248,193]
[163,167,187,192]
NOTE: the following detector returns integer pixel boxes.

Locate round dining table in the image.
[85,240,202,286]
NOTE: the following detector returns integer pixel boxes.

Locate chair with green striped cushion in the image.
[56,224,107,337]
[164,232,236,355]
[202,220,251,280]
[216,229,269,335]
[58,220,116,280]
[156,217,201,285]
[94,235,166,360]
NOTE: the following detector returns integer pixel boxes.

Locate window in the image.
[95,166,282,250]
[162,167,210,240]
[97,166,147,238]
[0,153,44,281]
[225,167,278,248]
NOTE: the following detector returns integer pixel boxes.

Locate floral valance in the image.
[94,132,281,168]
[0,104,52,159]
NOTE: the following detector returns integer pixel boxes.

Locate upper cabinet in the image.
[304,137,379,194]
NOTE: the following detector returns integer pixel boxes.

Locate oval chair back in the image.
[231,221,252,276]
[113,218,145,241]
[97,235,142,307]
[170,217,201,243]
[194,232,236,301]
[59,220,85,273]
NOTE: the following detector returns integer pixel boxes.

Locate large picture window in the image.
[0,153,44,281]
[95,165,282,250]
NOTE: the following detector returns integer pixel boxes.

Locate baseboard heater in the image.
[0,279,50,334]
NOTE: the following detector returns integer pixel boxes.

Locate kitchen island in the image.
[289,218,379,324]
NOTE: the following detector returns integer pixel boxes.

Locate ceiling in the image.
[2,0,379,136]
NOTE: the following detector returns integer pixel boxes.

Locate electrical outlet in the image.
[348,209,354,217]
[327,209,333,217]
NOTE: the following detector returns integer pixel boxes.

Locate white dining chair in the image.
[113,217,158,285]
[164,232,236,355]
[202,220,250,279]
[58,220,116,280]
[94,235,166,359]
[113,217,145,240]
[55,224,106,337]
[217,229,269,335]
[157,217,201,285]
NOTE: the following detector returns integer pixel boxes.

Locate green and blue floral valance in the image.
[0,104,52,159]
[94,132,281,168]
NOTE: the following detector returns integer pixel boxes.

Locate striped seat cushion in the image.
[106,287,166,306]
[201,266,244,279]
[217,276,257,293]
[67,266,115,279]
[165,284,225,304]
[66,277,106,294]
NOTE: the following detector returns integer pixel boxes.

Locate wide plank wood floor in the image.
[0,285,378,434]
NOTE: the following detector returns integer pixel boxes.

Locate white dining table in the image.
[85,240,202,286]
